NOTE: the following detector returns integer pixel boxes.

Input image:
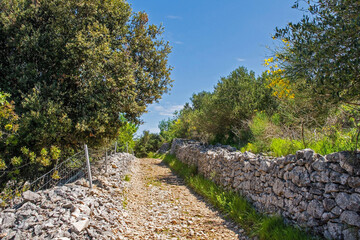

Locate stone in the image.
[259,161,271,173]
[339,152,354,174]
[312,160,327,172]
[71,208,81,218]
[34,225,42,235]
[2,213,16,228]
[284,189,295,198]
[290,166,310,187]
[331,206,343,216]
[348,193,360,211]
[272,179,284,196]
[284,154,296,164]
[296,149,314,161]
[340,211,360,227]
[326,152,340,163]
[325,183,340,193]
[340,174,349,185]
[342,228,358,240]
[71,218,90,234]
[348,177,360,188]
[78,205,91,215]
[310,171,321,182]
[62,203,75,209]
[327,222,342,239]
[321,212,335,221]
[22,190,41,203]
[323,198,336,211]
[307,200,324,219]
[335,192,351,210]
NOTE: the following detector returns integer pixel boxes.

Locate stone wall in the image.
[170,139,360,239]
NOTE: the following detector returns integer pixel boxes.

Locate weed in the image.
[124,175,131,182]
[122,196,128,209]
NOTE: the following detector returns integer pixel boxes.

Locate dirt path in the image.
[121,158,249,240]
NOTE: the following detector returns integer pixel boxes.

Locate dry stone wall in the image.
[171,139,360,240]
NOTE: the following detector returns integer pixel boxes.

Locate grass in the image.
[154,153,319,240]
[145,177,162,187]
[122,195,128,209]
[124,174,131,182]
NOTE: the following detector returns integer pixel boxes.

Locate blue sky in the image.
[129,0,304,135]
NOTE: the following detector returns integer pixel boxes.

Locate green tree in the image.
[0,0,172,153]
[116,114,138,153]
[0,92,19,171]
[159,67,277,146]
[274,0,360,106]
[210,67,276,144]
[273,0,360,150]
[134,130,162,157]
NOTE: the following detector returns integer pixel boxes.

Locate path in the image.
[121,157,249,240]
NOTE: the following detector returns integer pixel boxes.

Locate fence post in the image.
[105,149,108,173]
[84,144,93,189]
[114,141,117,154]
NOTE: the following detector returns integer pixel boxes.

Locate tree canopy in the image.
[274,0,360,105]
[0,0,173,151]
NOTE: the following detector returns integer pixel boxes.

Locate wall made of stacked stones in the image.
[170,139,360,239]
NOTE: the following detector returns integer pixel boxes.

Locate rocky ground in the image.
[0,153,249,239]
[123,157,248,239]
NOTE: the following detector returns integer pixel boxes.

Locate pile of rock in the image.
[171,138,360,240]
[0,153,135,240]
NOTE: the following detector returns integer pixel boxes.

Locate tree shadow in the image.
[153,160,249,240]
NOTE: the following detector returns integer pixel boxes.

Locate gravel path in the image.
[122,157,249,240]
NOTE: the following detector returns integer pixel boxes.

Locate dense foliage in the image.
[0,0,172,187]
[158,67,276,146]
[274,0,360,106]
[134,131,162,158]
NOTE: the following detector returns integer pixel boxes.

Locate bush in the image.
[134,131,162,158]
[270,138,303,157]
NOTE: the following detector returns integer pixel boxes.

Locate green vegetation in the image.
[156,1,360,157]
[158,154,317,240]
[124,175,131,182]
[0,0,172,189]
[116,115,138,153]
[134,131,162,158]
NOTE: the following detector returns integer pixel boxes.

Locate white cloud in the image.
[166,15,182,20]
[236,58,246,62]
[152,104,183,116]
[174,41,184,45]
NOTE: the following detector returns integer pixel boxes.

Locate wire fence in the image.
[0,141,127,208]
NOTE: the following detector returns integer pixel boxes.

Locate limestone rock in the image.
[348,177,360,188]
[335,192,351,210]
[272,179,284,196]
[71,218,90,234]
[342,228,358,240]
[327,222,342,240]
[348,193,360,211]
[22,190,41,203]
[340,211,360,227]
[307,200,324,219]
[323,198,336,212]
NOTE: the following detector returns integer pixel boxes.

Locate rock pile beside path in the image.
[0,153,135,240]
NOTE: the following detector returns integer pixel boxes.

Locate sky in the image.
[129,0,304,135]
